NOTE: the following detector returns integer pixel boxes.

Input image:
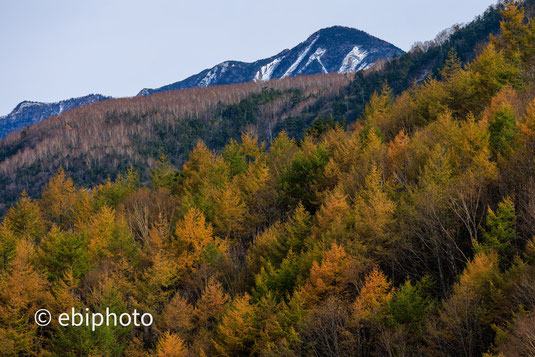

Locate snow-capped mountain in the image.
[0,94,110,139]
[138,26,404,96]
[0,26,402,139]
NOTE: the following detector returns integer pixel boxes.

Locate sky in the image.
[0,0,497,115]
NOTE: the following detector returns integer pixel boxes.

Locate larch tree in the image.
[154,331,189,357]
[213,293,257,356]
[0,240,51,356]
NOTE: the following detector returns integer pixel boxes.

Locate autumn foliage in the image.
[2,2,535,356]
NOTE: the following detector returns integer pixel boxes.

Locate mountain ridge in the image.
[0,94,111,139]
[137,26,404,96]
[0,25,402,139]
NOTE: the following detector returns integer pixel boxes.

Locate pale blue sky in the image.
[0,0,496,115]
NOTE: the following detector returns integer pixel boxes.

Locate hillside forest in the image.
[2,2,535,356]
[0,0,516,214]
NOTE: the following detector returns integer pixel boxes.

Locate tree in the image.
[150,154,175,191]
[0,224,16,271]
[214,294,257,356]
[280,203,312,259]
[403,143,463,294]
[313,189,352,243]
[485,94,517,160]
[252,292,303,355]
[266,131,298,179]
[161,292,194,340]
[426,252,503,357]
[222,130,264,177]
[0,239,51,355]
[363,83,392,138]
[387,130,410,181]
[223,139,247,177]
[479,197,517,269]
[354,165,397,263]
[299,296,356,357]
[37,225,89,281]
[470,43,521,108]
[2,192,46,242]
[89,275,132,355]
[154,332,189,357]
[353,267,394,324]
[86,205,136,262]
[278,144,331,211]
[180,140,230,207]
[173,207,228,281]
[387,278,432,333]
[351,267,394,356]
[93,166,139,209]
[496,309,535,356]
[253,251,300,302]
[447,113,496,243]
[491,0,533,79]
[302,244,356,306]
[137,250,179,313]
[40,167,78,228]
[194,278,229,327]
[210,181,246,240]
[441,48,462,80]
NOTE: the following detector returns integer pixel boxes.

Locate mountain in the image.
[334,2,507,121]
[0,94,110,139]
[138,26,404,96]
[0,74,352,212]
[0,0,515,212]
[0,26,401,140]
[6,4,535,356]
[0,26,399,140]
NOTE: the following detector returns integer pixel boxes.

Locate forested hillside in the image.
[0,74,352,212]
[2,2,535,356]
[330,0,509,121]
[0,1,521,214]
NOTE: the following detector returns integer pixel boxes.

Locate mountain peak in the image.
[138,25,403,96]
[0,94,110,139]
[11,101,45,114]
[314,25,367,36]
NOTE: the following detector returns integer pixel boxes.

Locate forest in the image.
[3,1,535,356]
[0,74,352,213]
[0,0,520,215]
[0,0,528,218]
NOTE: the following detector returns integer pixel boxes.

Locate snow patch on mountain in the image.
[338,46,369,73]
[254,57,283,81]
[199,62,233,87]
[282,35,319,78]
[303,47,328,74]
[219,61,230,74]
[199,68,218,87]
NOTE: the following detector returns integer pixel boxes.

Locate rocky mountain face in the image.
[0,94,110,139]
[138,26,404,96]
